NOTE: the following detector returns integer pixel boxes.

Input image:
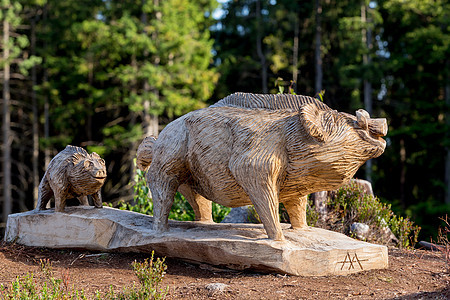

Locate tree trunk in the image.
[399,138,406,207]
[142,0,159,137]
[445,60,450,204]
[314,0,322,94]
[361,3,373,182]
[31,17,39,207]
[256,0,268,93]
[292,13,299,91]
[43,4,50,168]
[3,18,12,221]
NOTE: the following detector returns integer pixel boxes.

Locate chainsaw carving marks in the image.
[36,145,107,213]
[137,92,388,241]
[337,252,369,271]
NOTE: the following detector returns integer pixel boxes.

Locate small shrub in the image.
[328,182,420,248]
[0,252,168,300]
[103,251,168,300]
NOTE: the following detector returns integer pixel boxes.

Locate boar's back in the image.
[211,92,331,112]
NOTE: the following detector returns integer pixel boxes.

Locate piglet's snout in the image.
[368,118,388,137]
[94,169,107,178]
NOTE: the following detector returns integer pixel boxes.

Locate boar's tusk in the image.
[355,109,369,130]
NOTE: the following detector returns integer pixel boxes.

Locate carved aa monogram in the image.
[337,252,368,270]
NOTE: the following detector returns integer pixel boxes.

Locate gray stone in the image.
[4,207,388,276]
[206,283,229,293]
[350,222,371,240]
[221,206,251,223]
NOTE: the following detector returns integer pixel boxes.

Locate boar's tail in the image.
[136,136,156,172]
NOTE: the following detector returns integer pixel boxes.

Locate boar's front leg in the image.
[283,196,308,229]
[230,153,286,241]
[91,191,103,208]
[249,188,285,241]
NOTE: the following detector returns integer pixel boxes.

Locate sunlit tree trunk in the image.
[292,14,299,90]
[362,2,373,182]
[256,0,267,93]
[3,17,12,221]
[314,0,322,94]
[142,0,159,137]
[31,17,39,207]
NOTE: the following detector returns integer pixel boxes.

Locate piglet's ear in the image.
[300,103,327,143]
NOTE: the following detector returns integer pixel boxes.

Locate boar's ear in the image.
[71,153,85,165]
[356,109,369,130]
[299,103,327,143]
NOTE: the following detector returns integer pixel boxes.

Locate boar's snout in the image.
[368,118,387,137]
[356,109,387,137]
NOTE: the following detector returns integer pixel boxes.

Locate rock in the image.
[350,223,371,240]
[351,179,374,196]
[206,283,229,293]
[221,206,251,223]
[4,207,388,276]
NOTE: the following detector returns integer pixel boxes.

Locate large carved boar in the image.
[137,93,387,240]
[36,145,107,212]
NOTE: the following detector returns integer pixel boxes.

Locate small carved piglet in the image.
[36,145,107,212]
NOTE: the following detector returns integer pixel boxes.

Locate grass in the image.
[0,251,168,300]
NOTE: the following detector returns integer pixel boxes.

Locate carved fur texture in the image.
[137,93,387,240]
[36,145,107,212]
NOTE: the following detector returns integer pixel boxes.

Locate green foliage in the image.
[118,162,230,223]
[0,259,88,299]
[329,183,421,248]
[102,251,168,300]
[0,253,168,300]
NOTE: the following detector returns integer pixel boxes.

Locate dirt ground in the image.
[0,241,449,299]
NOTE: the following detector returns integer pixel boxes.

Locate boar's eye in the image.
[84,160,93,169]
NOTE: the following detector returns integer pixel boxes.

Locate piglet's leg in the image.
[91,191,103,208]
[283,196,308,229]
[78,196,89,206]
[54,193,66,213]
[36,178,53,210]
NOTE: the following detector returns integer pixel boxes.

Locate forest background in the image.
[0,0,449,241]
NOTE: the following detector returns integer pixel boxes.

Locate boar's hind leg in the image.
[150,178,178,233]
[283,196,308,229]
[178,184,213,222]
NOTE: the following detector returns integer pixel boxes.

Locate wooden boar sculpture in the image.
[137,93,387,241]
[36,145,107,212]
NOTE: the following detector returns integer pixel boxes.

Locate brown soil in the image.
[0,242,449,299]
